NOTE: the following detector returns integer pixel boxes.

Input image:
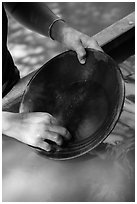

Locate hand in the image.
[2,112,71,151]
[60,27,103,64]
[51,21,103,64]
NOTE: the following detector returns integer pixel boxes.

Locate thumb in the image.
[75,44,86,64]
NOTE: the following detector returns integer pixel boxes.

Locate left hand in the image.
[51,21,103,64]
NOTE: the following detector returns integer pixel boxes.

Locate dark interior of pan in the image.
[19,48,125,160]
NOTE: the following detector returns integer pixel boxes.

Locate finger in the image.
[75,43,86,64]
[42,113,57,124]
[37,141,51,152]
[47,125,71,140]
[82,36,104,52]
[95,45,104,52]
[41,113,58,125]
[87,40,103,52]
[42,131,63,146]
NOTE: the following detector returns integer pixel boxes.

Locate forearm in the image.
[4,2,66,38]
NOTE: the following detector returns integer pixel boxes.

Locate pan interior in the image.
[39,80,109,144]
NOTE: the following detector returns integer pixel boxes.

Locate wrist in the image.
[2,112,22,140]
[50,19,70,42]
[2,112,13,133]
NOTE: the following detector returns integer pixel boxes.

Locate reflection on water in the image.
[3,2,135,202]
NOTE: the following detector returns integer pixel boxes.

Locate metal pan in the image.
[19,48,125,160]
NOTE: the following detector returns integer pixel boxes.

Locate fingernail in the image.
[80,59,86,64]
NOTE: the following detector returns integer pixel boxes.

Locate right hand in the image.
[3,112,71,151]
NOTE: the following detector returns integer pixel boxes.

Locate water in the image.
[2,134,134,201]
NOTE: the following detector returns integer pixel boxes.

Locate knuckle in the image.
[43,115,52,124]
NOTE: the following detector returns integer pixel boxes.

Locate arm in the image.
[4,2,58,37]
[4,2,103,64]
